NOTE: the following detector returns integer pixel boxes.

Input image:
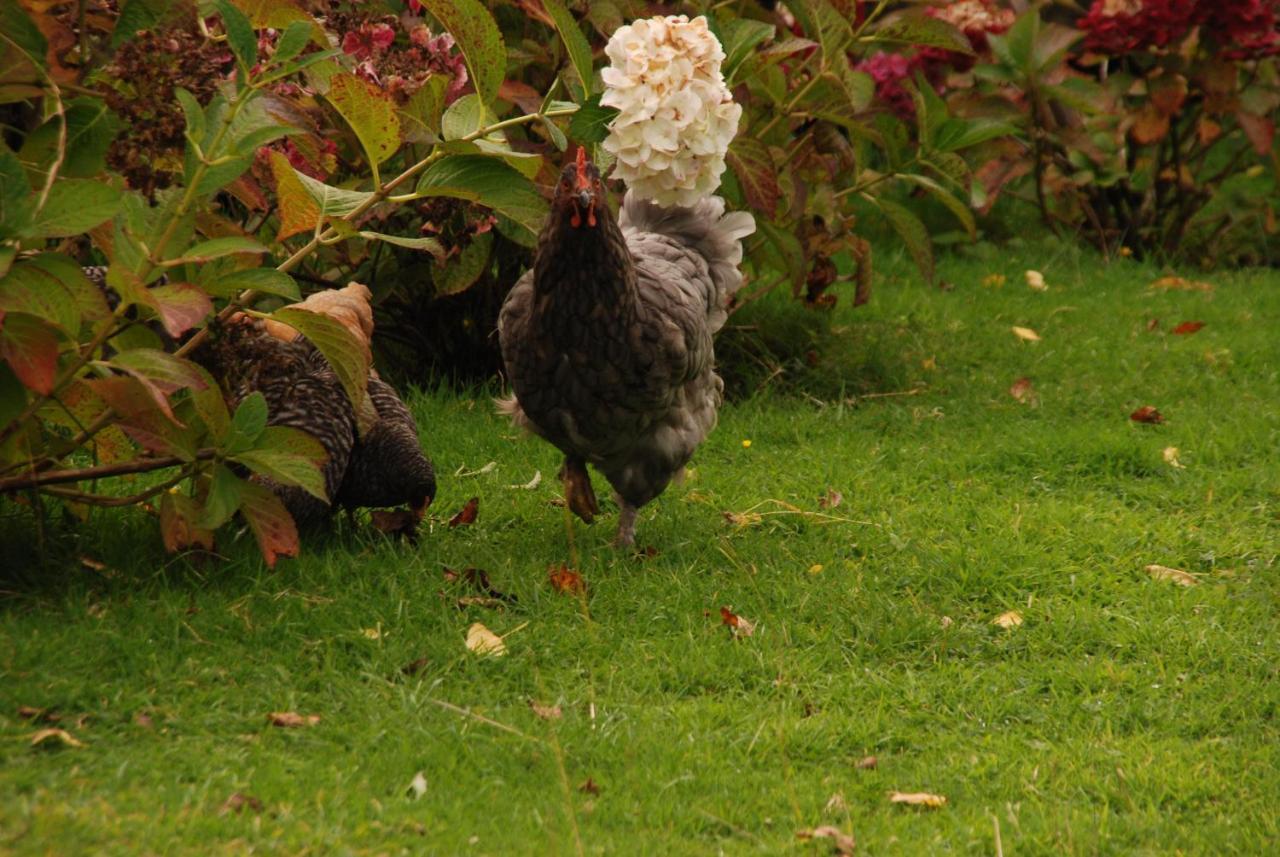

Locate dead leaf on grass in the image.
[400,656,429,676]
[448,497,479,527]
[1146,318,1160,331]
[797,826,856,855]
[1145,564,1199,586]
[1025,270,1047,291]
[720,606,755,637]
[890,791,947,808]
[1008,376,1035,404]
[530,700,562,720]
[443,567,516,603]
[407,771,428,800]
[1172,321,1205,335]
[1163,446,1185,469]
[855,755,878,770]
[465,622,507,657]
[1149,276,1214,292]
[268,712,320,728]
[819,489,843,510]
[992,610,1023,629]
[1130,405,1165,424]
[579,777,600,795]
[133,712,154,729]
[220,792,263,815]
[79,556,107,572]
[370,509,420,541]
[29,728,84,748]
[548,564,585,595]
[1011,326,1041,342]
[17,705,58,723]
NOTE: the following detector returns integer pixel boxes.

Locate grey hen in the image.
[497,150,754,546]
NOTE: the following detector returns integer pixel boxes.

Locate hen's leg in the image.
[613,496,638,548]
[559,456,598,524]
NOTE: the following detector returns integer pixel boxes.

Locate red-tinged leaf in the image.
[268,150,322,240]
[448,496,479,527]
[819,489,843,509]
[1130,106,1169,145]
[578,777,600,796]
[107,349,209,395]
[547,563,585,594]
[1148,73,1188,116]
[1009,376,1035,403]
[1236,111,1274,156]
[726,137,779,217]
[1172,321,1205,335]
[0,312,61,395]
[159,491,215,553]
[1130,405,1165,424]
[720,605,755,637]
[148,283,212,338]
[238,480,300,567]
[326,72,402,169]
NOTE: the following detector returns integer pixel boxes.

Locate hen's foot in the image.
[559,458,598,524]
[612,499,638,548]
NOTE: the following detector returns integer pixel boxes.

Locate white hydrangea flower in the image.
[600,14,742,208]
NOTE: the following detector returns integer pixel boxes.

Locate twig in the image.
[40,467,196,507]
[0,450,216,494]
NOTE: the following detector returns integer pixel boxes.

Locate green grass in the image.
[3,237,1278,854]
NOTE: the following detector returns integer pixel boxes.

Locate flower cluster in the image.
[332,11,469,103]
[1080,0,1279,57]
[855,52,916,118]
[924,0,1016,69]
[601,15,741,207]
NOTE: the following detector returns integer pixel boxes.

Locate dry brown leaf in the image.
[268,712,321,728]
[220,792,263,815]
[921,356,937,371]
[400,656,429,676]
[548,564,585,595]
[17,705,59,723]
[29,728,84,748]
[1024,270,1047,291]
[855,755,878,770]
[1146,318,1160,332]
[720,606,755,637]
[579,777,601,795]
[465,622,507,657]
[1011,326,1041,342]
[890,791,947,808]
[992,610,1023,629]
[444,567,515,603]
[1008,376,1035,404]
[819,489,843,509]
[1163,446,1185,469]
[1149,276,1214,292]
[1130,405,1165,424]
[263,282,374,349]
[1172,321,1205,335]
[1145,564,1199,586]
[797,826,856,855]
[530,700,562,720]
[79,556,107,571]
[448,497,479,528]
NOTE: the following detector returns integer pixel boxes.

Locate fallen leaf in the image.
[133,712,154,729]
[1130,405,1165,424]
[448,497,479,527]
[506,470,542,490]
[1172,321,1205,335]
[220,792,263,815]
[1008,376,1035,404]
[1149,276,1214,292]
[29,728,84,748]
[720,606,755,637]
[1145,564,1199,586]
[992,610,1023,629]
[400,656,429,676]
[921,356,937,371]
[1011,326,1041,342]
[808,564,824,575]
[1146,318,1160,331]
[268,712,321,728]
[855,755,878,770]
[723,510,763,528]
[548,564,585,595]
[939,616,954,629]
[362,626,382,639]
[465,622,507,657]
[370,508,420,541]
[407,771,428,800]
[578,777,600,795]
[1163,446,1185,469]
[530,700,562,720]
[890,791,947,808]
[797,826,856,855]
[1025,270,1047,291]
[79,556,107,571]
[981,273,1006,288]
[819,489,843,509]
[443,567,515,602]
[17,705,58,723]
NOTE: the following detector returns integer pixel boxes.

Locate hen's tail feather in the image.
[495,394,535,433]
[619,192,756,335]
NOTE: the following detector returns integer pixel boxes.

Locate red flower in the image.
[342,22,396,60]
[856,51,917,117]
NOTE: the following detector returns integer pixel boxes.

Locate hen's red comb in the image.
[575,146,588,171]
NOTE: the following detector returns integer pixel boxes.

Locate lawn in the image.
[2,237,1278,854]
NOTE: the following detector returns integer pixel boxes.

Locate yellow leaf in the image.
[327,73,402,169]
[465,622,507,656]
[1163,446,1185,469]
[1145,564,1199,586]
[921,356,937,371]
[1148,276,1214,292]
[890,791,947,808]
[1024,270,1047,291]
[981,273,1006,288]
[29,728,84,748]
[1011,326,1041,342]
[992,610,1023,629]
[268,150,321,241]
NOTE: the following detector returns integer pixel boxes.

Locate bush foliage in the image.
[0,0,1274,564]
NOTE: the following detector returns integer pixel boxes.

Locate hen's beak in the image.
[577,189,593,209]
[569,187,597,228]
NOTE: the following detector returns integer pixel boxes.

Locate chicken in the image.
[497,149,755,546]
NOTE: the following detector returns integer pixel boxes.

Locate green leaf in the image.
[266,306,370,429]
[399,75,449,144]
[18,98,121,179]
[326,72,401,171]
[932,118,1017,152]
[900,173,975,238]
[721,18,775,84]
[272,20,313,65]
[216,0,258,72]
[568,95,618,144]
[541,0,595,100]
[416,0,506,107]
[107,349,210,394]
[0,253,102,334]
[416,155,548,237]
[0,148,32,237]
[0,246,13,278]
[197,464,243,530]
[20,180,121,238]
[869,11,973,56]
[187,362,229,443]
[755,220,805,291]
[875,197,934,285]
[434,230,492,296]
[227,391,269,454]
[0,311,60,395]
[292,169,375,217]
[0,0,47,84]
[828,56,874,113]
[194,155,252,197]
[540,114,568,152]
[201,267,301,301]
[148,283,214,338]
[725,137,779,218]
[441,93,488,142]
[113,0,170,47]
[169,237,269,265]
[359,231,447,259]
[989,10,1037,71]
[232,426,328,501]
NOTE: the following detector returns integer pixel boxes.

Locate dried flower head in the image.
[600,15,741,207]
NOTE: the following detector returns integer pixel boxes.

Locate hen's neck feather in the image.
[532,203,635,301]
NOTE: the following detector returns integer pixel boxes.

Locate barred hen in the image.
[498,150,755,546]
